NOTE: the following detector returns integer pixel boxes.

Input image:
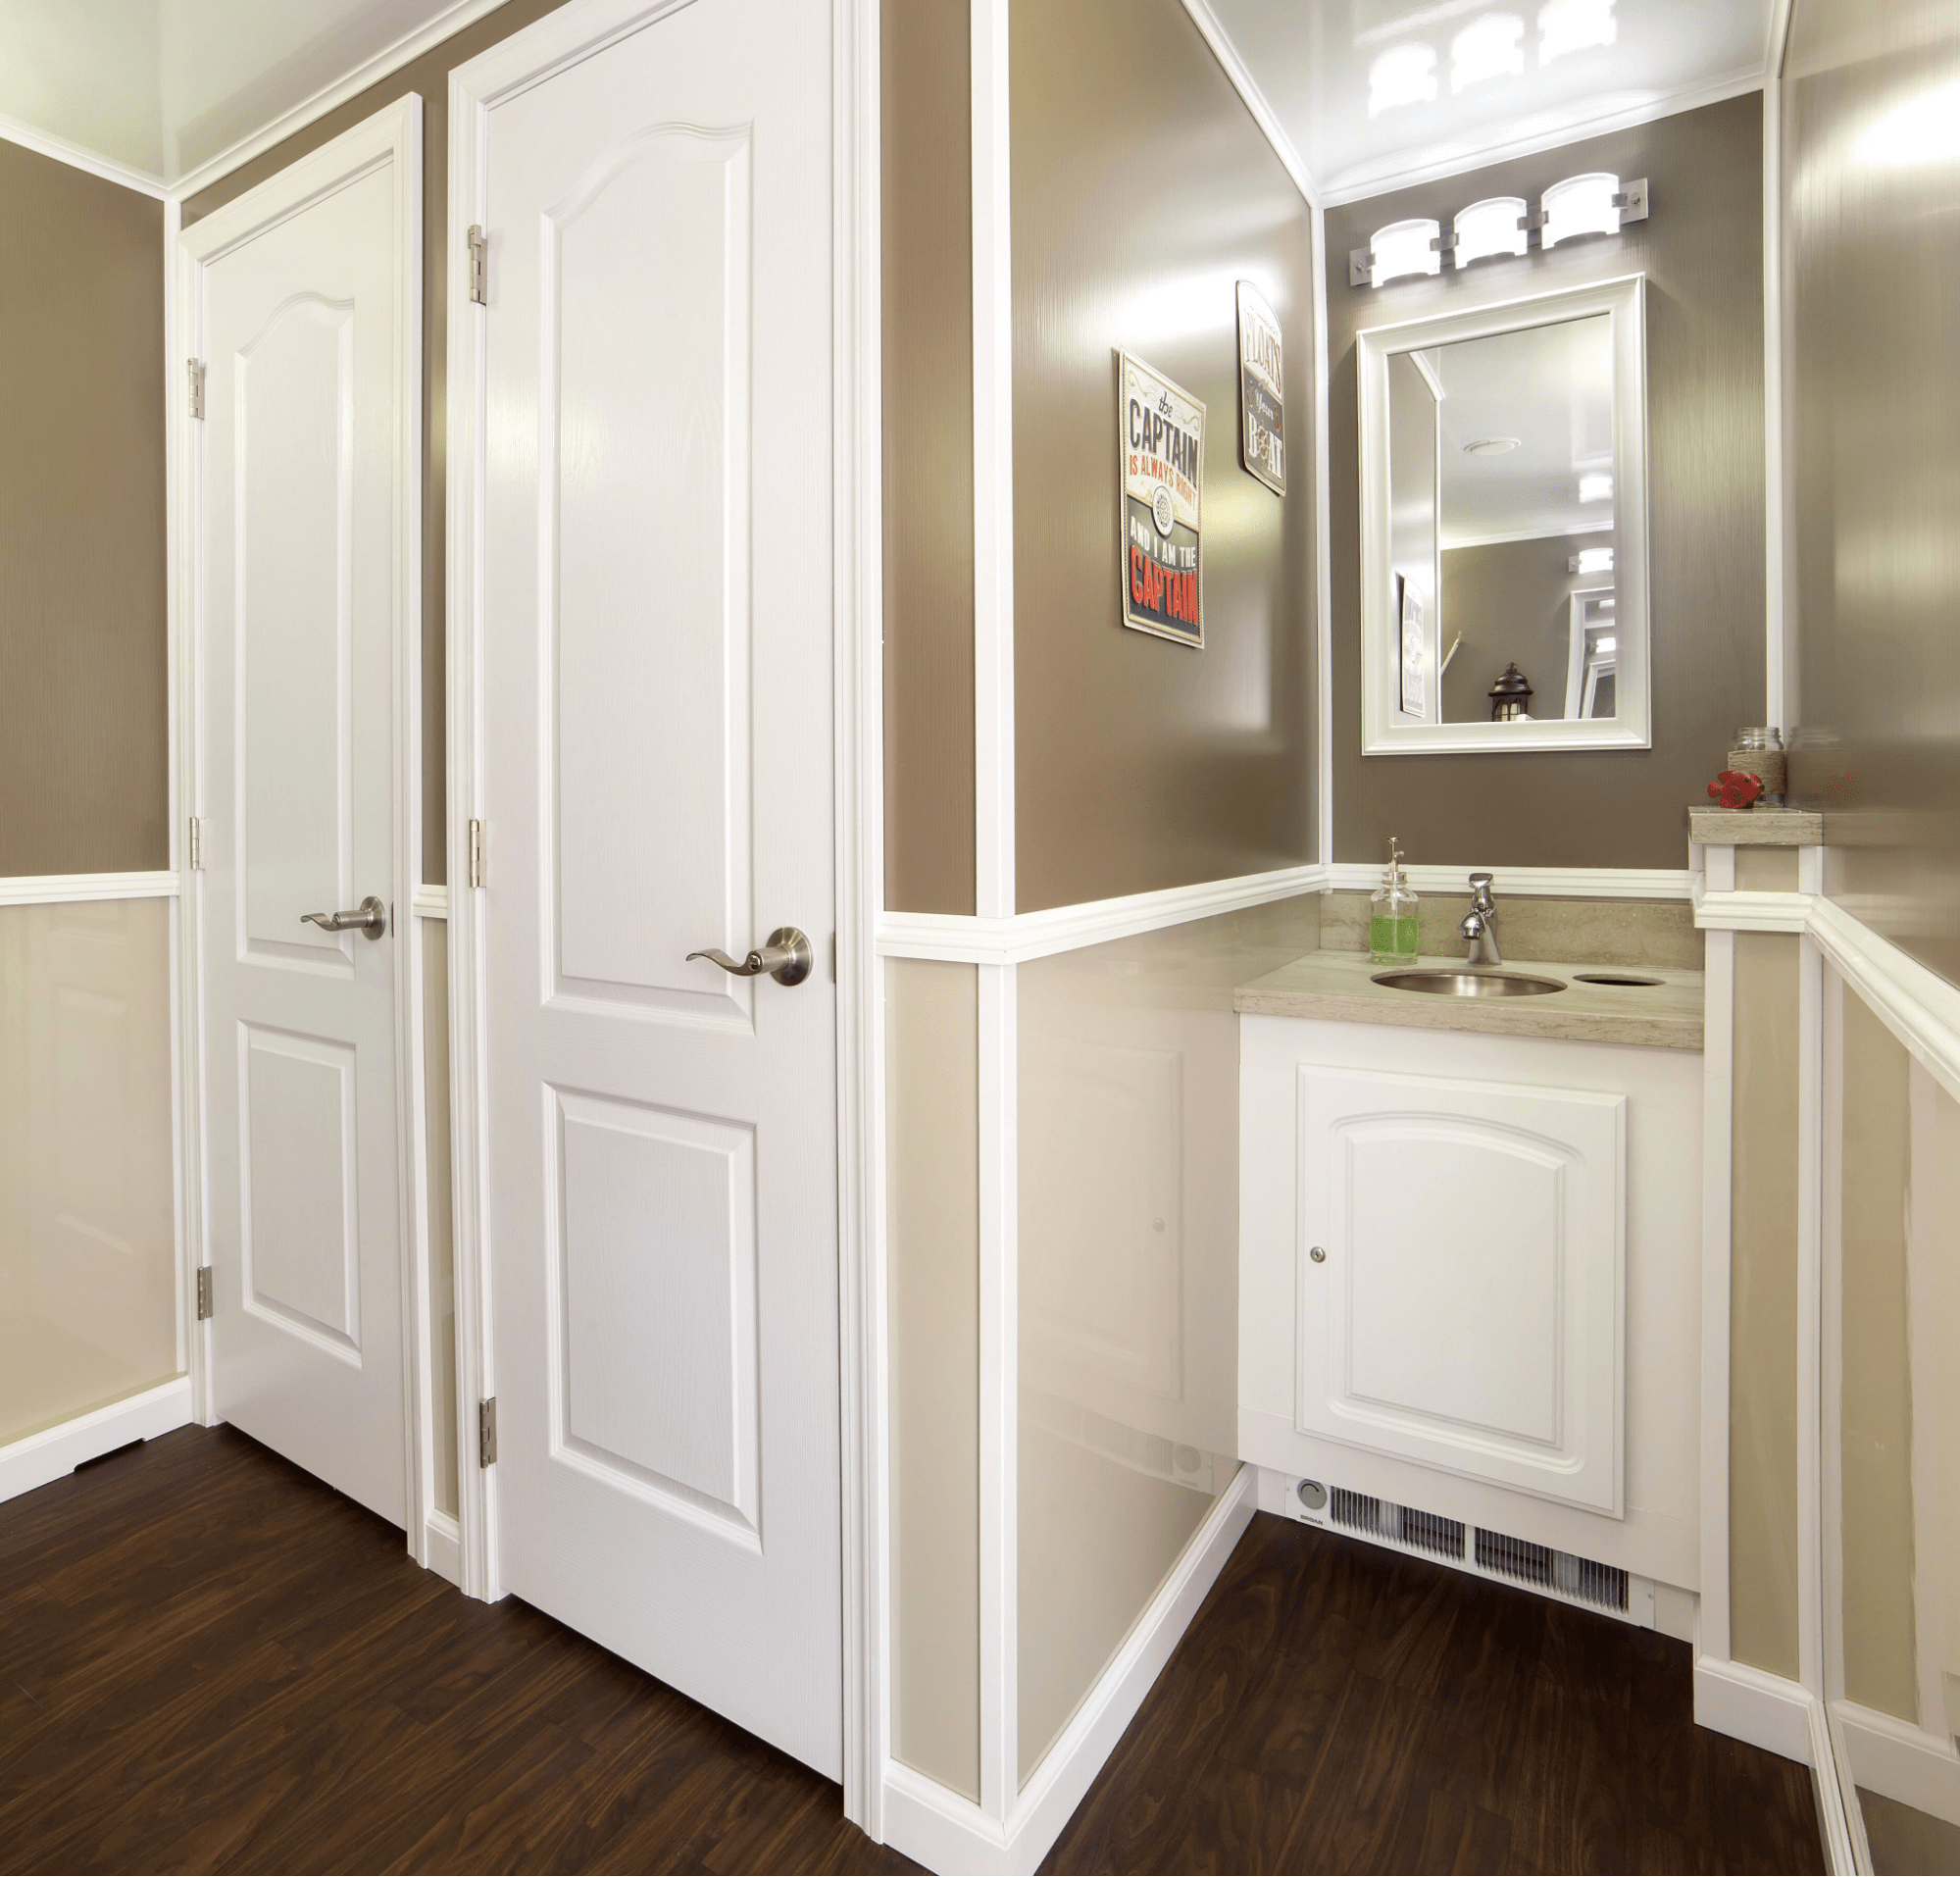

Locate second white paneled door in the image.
[185,102,422,1529]
[455,0,841,1777]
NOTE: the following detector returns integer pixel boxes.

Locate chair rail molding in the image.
[0,871,178,905]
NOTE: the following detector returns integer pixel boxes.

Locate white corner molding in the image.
[0,109,170,198]
[411,884,449,920]
[0,1377,192,1506]
[1176,0,1320,207]
[1833,1700,1960,1829]
[879,863,1326,964]
[882,1465,1257,1876]
[1326,862,1695,900]
[0,870,178,906]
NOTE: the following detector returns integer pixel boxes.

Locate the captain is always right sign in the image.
[1118,350,1205,648]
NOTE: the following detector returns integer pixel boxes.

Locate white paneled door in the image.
[461,0,840,1777]
[188,103,420,1529]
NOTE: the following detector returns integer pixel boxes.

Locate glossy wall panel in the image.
[1009,0,1318,912]
[1784,0,1960,989]
[882,0,977,916]
[886,958,981,1801]
[1328,94,1766,869]
[0,898,179,1446]
[1015,895,1319,1782]
[0,140,166,877]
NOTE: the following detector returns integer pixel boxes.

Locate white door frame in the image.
[172,96,436,1564]
[441,0,884,1828]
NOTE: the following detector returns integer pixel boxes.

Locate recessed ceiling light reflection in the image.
[1452,14,1524,92]
[1853,79,1960,168]
[1579,473,1613,502]
[1369,43,1438,117]
[1463,436,1521,456]
[1538,0,1616,64]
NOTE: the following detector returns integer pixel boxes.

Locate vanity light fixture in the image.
[1596,635,1617,651]
[1451,195,1529,265]
[1570,545,1614,575]
[1579,472,1613,502]
[1350,217,1442,287]
[1352,176,1646,287]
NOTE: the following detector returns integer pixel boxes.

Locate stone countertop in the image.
[1233,949,1705,1050]
[1688,805,1823,846]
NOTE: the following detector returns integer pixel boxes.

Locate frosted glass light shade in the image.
[1453,196,1528,264]
[1541,172,1621,247]
[1575,545,1614,575]
[1579,472,1613,503]
[1371,219,1441,286]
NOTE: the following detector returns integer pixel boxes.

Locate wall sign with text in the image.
[1118,351,1205,648]
[1235,280,1285,496]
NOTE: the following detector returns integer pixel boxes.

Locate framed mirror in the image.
[1357,274,1649,753]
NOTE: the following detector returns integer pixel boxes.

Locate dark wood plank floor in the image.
[1,1425,1824,1874]
[1046,1508,1826,1875]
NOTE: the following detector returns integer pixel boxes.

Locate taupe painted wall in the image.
[1439,532,1601,724]
[181,0,569,886]
[1784,1,1960,989]
[1009,0,1317,913]
[0,140,166,876]
[883,0,977,917]
[1731,922,1802,1680]
[1328,94,1766,869]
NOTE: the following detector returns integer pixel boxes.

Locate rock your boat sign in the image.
[1118,351,1205,648]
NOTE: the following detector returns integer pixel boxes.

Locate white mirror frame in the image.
[1358,272,1650,754]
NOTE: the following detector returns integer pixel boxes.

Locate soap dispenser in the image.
[1370,837,1420,965]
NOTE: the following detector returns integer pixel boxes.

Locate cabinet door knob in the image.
[1309,1244,1328,1264]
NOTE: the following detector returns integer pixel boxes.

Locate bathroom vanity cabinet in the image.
[1237,959,1704,1589]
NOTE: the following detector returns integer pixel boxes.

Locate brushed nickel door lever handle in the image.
[687,927,813,986]
[301,895,387,939]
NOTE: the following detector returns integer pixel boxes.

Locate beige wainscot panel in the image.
[1015,896,1319,1785]
[886,958,981,1800]
[0,897,179,1446]
[1730,927,1801,1680]
[424,917,458,1519]
[1837,986,1917,1721]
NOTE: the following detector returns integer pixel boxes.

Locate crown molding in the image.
[0,109,168,198]
[1321,64,1768,208]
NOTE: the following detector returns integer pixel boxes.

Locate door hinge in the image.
[468,818,485,888]
[187,816,204,870]
[196,1267,214,1319]
[187,358,205,420]
[478,1396,497,1467]
[467,225,488,305]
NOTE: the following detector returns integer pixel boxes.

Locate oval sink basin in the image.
[1372,969,1567,997]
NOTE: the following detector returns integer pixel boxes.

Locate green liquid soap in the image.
[1370,911,1418,964]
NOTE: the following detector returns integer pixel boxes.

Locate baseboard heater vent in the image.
[1329,1487,1466,1562]
[1475,1527,1629,1613]
[1293,1475,1650,1625]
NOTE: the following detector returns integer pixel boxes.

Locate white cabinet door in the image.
[461,0,839,1779]
[1296,1065,1625,1514]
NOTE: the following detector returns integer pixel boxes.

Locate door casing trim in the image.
[172,94,432,1561]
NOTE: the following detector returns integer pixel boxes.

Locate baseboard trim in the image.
[0,1377,193,1505]
[881,1463,1257,1874]
[1834,1699,1960,1828]
[1694,1654,1814,1761]
[425,1509,464,1587]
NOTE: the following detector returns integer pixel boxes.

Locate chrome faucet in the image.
[1458,872,1503,968]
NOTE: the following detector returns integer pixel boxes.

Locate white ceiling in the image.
[0,0,483,189]
[1205,0,1775,204]
[1428,313,1615,546]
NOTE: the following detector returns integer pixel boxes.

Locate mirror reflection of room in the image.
[1389,312,1617,724]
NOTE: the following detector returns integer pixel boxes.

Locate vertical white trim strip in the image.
[1762,18,1789,732]
[1699,909,1735,1665]
[971,0,1015,922]
[1312,200,1334,865]
[1797,931,1825,1704]
[445,59,498,1603]
[976,959,1019,1820]
[836,0,886,1835]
